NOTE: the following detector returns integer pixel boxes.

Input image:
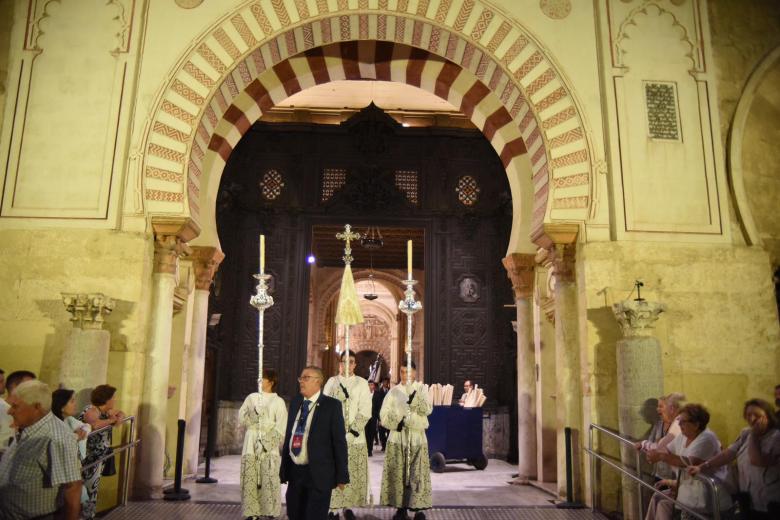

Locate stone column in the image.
[59,293,115,410]
[183,246,224,475]
[543,223,582,501]
[502,253,537,484]
[613,298,666,520]
[134,218,197,499]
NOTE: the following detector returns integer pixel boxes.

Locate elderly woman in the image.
[78,385,125,520]
[52,388,91,506]
[636,393,685,481]
[689,398,780,519]
[645,403,730,520]
[239,368,287,520]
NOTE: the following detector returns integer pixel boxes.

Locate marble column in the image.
[613,298,666,520]
[183,246,224,476]
[543,223,582,501]
[134,219,197,499]
[502,253,537,484]
[59,293,115,410]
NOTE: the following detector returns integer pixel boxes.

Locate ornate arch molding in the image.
[141,2,592,245]
[727,45,780,247]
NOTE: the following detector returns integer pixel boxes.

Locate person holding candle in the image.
[239,368,287,520]
[379,361,433,520]
[323,351,372,520]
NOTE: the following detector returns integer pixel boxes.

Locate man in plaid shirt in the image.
[0,379,83,519]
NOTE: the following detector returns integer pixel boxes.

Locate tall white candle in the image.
[260,235,265,274]
[407,240,412,279]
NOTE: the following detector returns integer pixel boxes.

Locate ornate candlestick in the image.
[398,278,422,386]
[249,273,274,393]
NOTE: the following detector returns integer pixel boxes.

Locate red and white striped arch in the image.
[142,5,592,247]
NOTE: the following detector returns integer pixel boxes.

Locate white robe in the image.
[324,374,372,509]
[238,391,287,517]
[379,381,433,510]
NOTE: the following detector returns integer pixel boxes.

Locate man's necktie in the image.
[291,400,310,456]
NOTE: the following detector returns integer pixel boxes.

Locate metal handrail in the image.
[587,423,722,520]
[83,415,137,506]
[81,440,141,471]
[589,424,644,520]
[87,414,134,438]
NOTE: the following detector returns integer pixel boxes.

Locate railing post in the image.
[120,416,135,506]
[589,425,596,511]
[635,447,643,520]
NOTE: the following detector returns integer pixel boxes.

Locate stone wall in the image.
[709,0,780,262]
[580,241,779,447]
[0,228,154,416]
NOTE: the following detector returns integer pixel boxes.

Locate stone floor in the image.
[104,453,603,519]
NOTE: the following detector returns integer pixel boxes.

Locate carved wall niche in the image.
[604,0,728,239]
[2,1,134,219]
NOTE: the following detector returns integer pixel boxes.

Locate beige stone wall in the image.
[709,0,780,263]
[580,241,780,448]
[0,228,154,414]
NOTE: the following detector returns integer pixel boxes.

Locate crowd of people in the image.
[636,389,780,520]
[0,369,126,520]
[4,358,777,520]
[239,352,432,520]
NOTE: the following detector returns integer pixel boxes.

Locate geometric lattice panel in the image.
[456,175,481,206]
[395,169,419,205]
[321,167,347,202]
[259,168,284,200]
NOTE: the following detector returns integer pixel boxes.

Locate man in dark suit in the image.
[375,377,390,451]
[281,366,349,520]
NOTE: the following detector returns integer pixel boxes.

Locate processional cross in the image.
[336,224,361,265]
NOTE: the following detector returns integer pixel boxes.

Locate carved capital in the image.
[542,223,578,284]
[62,293,115,330]
[502,253,536,300]
[612,299,667,337]
[152,218,198,275]
[190,246,225,291]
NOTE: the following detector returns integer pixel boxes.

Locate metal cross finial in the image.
[336,224,362,265]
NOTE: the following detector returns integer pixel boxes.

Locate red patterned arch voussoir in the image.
[143,7,592,244]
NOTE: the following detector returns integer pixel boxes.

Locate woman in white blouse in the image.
[239,368,288,520]
[645,403,731,520]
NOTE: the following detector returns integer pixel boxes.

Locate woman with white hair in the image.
[636,393,686,480]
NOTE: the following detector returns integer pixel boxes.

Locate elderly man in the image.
[0,370,36,455]
[281,366,349,520]
[0,379,83,520]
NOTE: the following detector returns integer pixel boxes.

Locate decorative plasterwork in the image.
[540,0,572,20]
[61,293,115,330]
[141,1,593,245]
[612,299,666,337]
[24,0,60,52]
[613,2,700,71]
[175,0,204,8]
[107,0,135,55]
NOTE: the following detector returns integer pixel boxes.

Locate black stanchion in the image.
[197,342,220,484]
[163,419,191,501]
[556,426,583,509]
